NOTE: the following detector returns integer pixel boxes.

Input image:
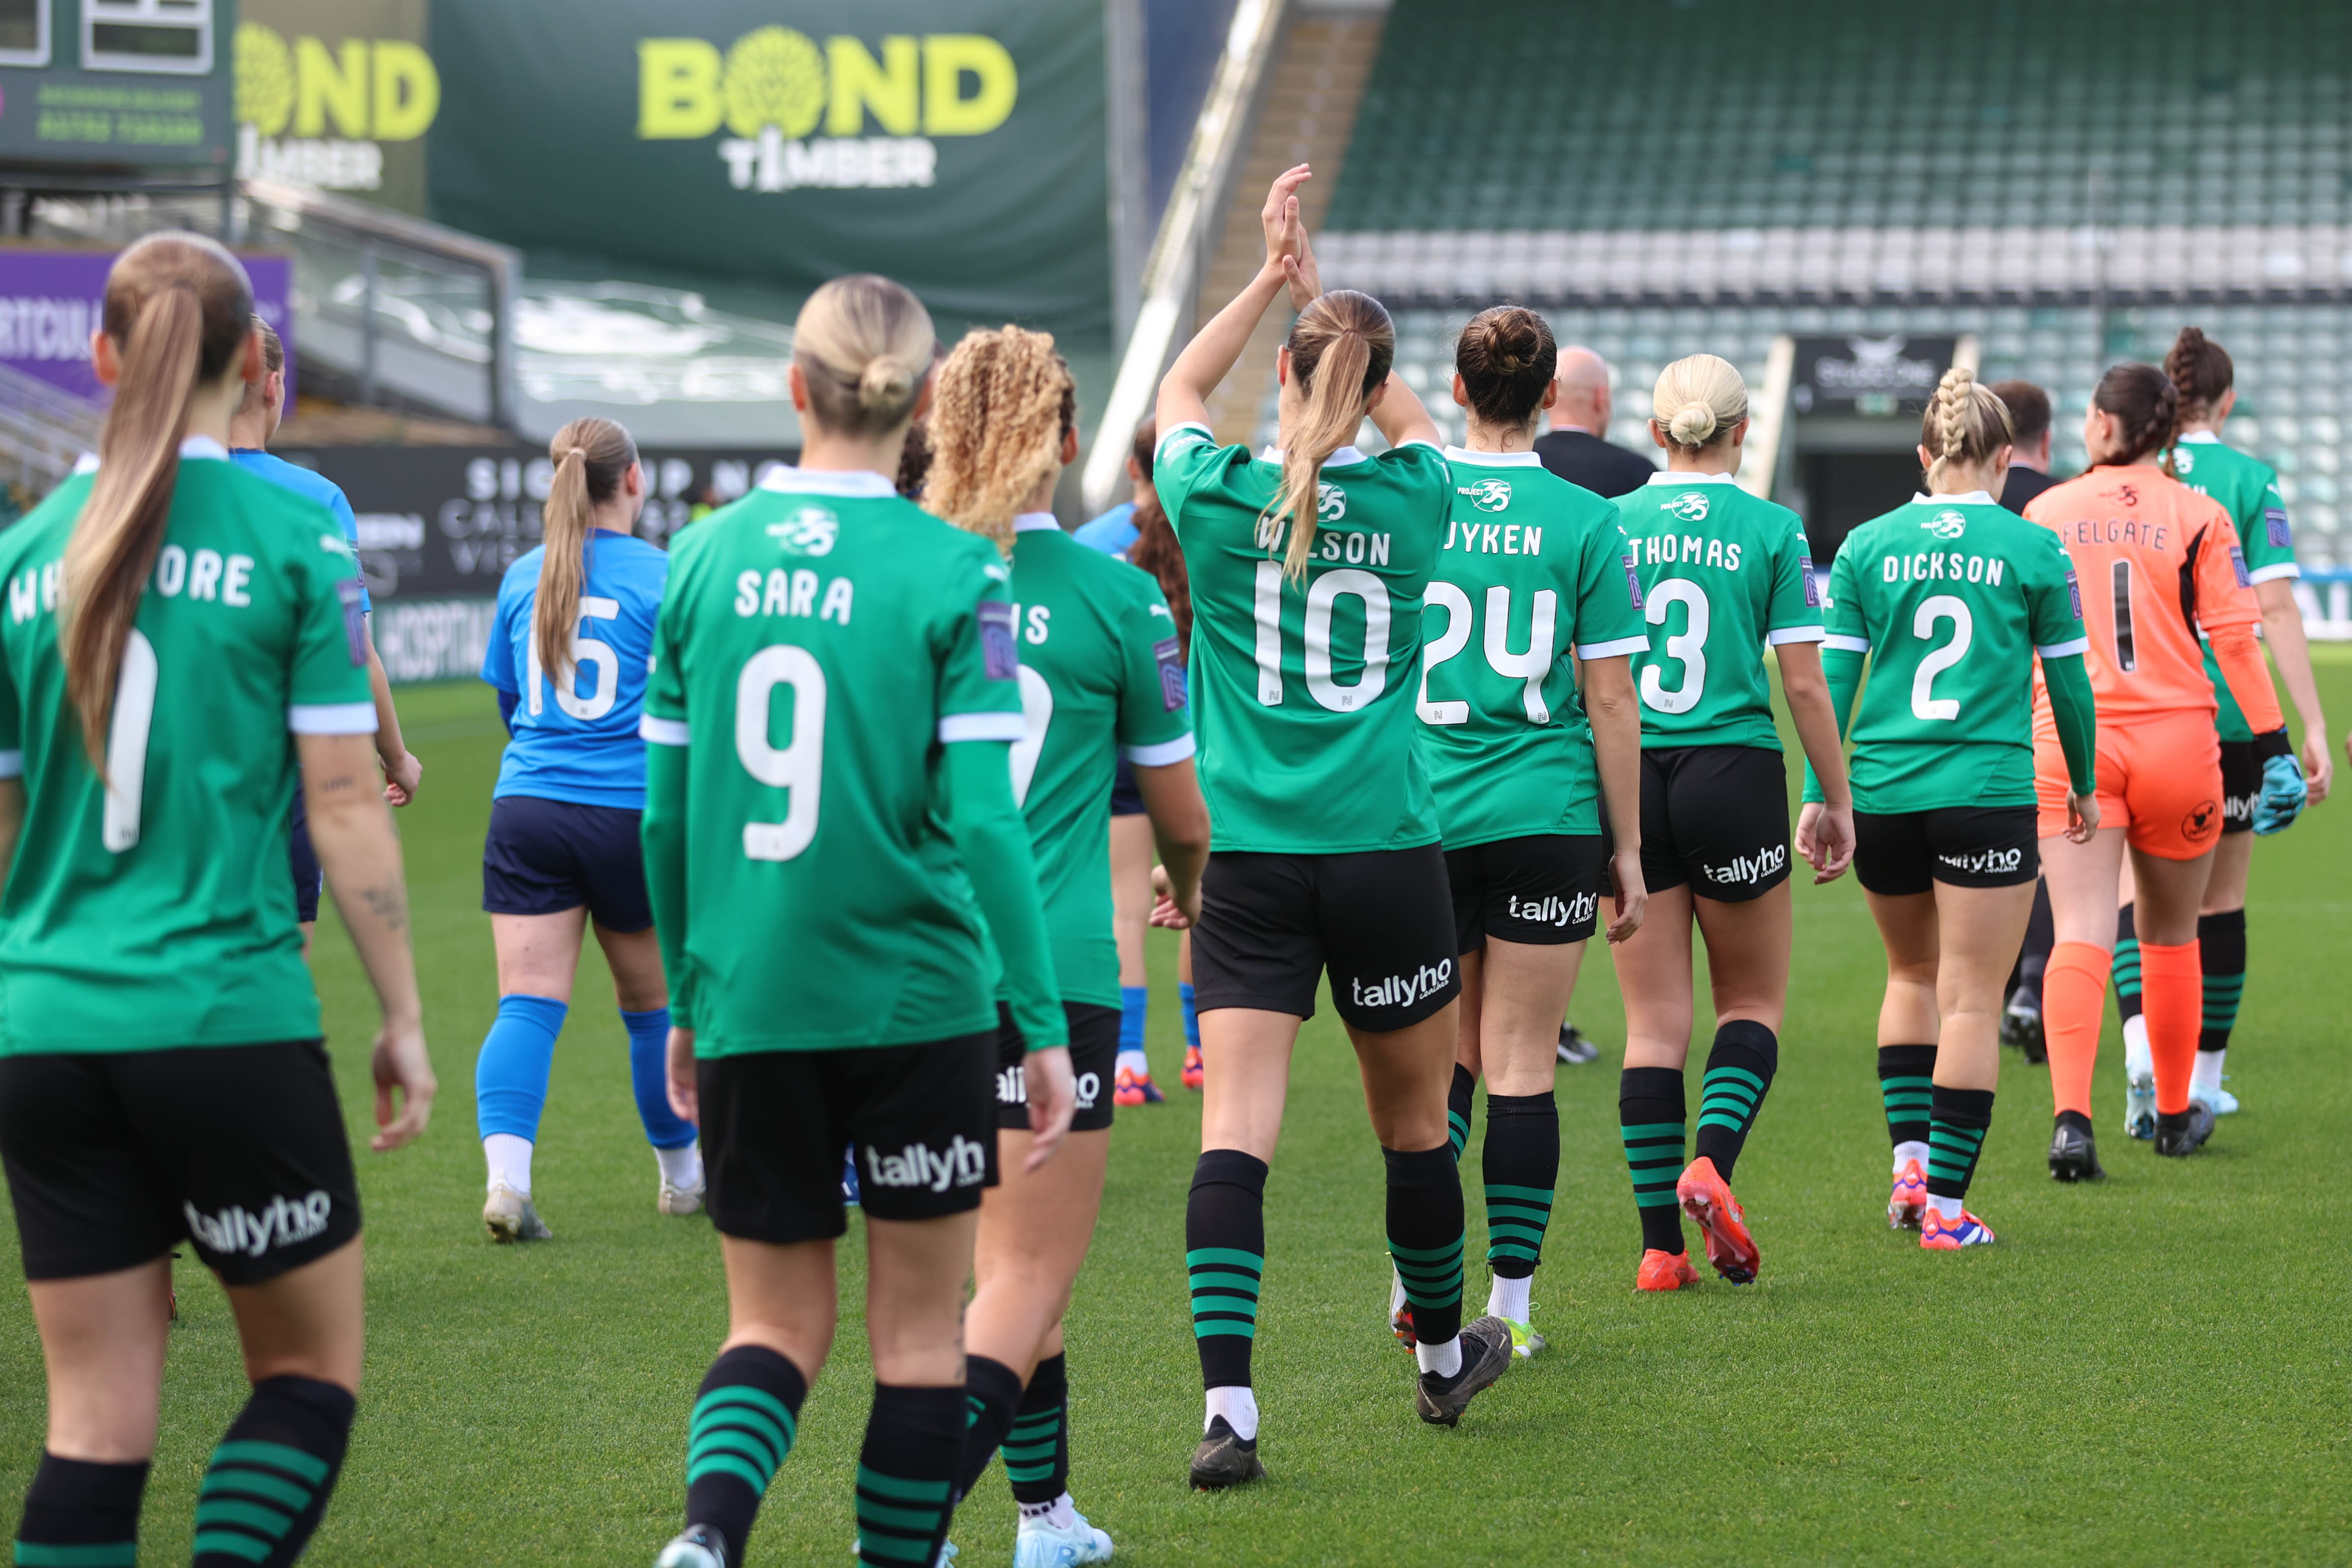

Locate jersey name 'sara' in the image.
[2171,433,2298,741]
[1823,494,2088,812]
[1615,472,1825,751]
[1418,449,1648,845]
[1004,515,1194,1010]
[641,468,1027,1057]
[1153,424,1449,855]
[0,440,376,1056]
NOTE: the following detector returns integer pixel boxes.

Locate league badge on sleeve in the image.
[1619,554,1645,611]
[978,600,1019,680]
[2265,506,2291,549]
[2065,568,2084,622]
[2229,545,2252,588]
[1801,554,1820,607]
[1155,636,1187,710]
[337,577,368,667]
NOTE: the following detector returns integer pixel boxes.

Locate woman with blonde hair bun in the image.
[1607,353,1855,1291]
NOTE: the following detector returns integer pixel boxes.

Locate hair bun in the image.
[1667,402,1719,446]
[858,355,916,411]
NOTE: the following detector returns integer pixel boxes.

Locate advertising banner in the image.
[0,249,293,405]
[0,0,233,167]
[234,0,435,215]
[1790,335,1958,419]
[427,0,1111,342]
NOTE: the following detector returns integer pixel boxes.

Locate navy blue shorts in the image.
[288,787,323,925]
[482,795,652,932]
[1109,756,1146,816]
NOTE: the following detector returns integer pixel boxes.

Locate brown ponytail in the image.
[2091,363,2179,472]
[924,325,1077,555]
[65,233,254,767]
[1454,306,1556,429]
[1122,420,1193,656]
[1269,289,1393,583]
[2164,326,2234,426]
[535,417,638,684]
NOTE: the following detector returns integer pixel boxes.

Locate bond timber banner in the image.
[427,0,1111,343]
[235,0,437,215]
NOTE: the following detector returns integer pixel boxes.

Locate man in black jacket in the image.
[1533,346,1656,498]
[1992,378,2060,513]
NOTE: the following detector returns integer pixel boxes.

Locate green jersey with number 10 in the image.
[1618,472,1825,750]
[1154,424,1449,854]
[1418,449,1649,844]
[1005,515,1194,1009]
[0,441,377,1055]
[2172,433,2297,743]
[642,470,1030,1057]
[1823,494,2088,812]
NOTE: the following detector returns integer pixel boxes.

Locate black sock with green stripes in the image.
[1384,1142,1466,1353]
[14,1452,147,1568]
[1877,1045,1937,1153]
[1693,1020,1778,1181]
[855,1384,964,1568]
[2114,903,2143,1025]
[189,1375,354,1568]
[2199,908,2247,1056]
[681,1344,805,1566]
[1445,1063,1474,1164]
[1619,1067,1687,1256]
[1481,1092,1558,1281]
[954,1354,1024,1500]
[1926,1085,1995,1205]
[1186,1149,1267,1392]
[1004,1353,1069,1509]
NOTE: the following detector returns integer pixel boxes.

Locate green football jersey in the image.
[2172,433,2297,742]
[1618,473,1825,750]
[1006,515,1193,1009]
[1154,424,1448,853]
[1417,448,1649,845]
[0,441,376,1056]
[1823,493,2089,812]
[642,470,1030,1056]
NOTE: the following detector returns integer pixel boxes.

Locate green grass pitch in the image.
[4,658,2351,1566]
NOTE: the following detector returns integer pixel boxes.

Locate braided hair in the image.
[1918,366,2014,490]
[2164,326,2234,427]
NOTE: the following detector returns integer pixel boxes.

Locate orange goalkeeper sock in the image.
[2042,942,2113,1121]
[2139,939,2203,1116]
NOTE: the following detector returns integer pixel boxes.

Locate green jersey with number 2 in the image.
[2172,433,2297,743]
[1823,494,2088,812]
[1418,448,1649,844]
[0,441,377,1055]
[1006,516,1194,1009]
[642,470,1032,1057]
[1618,472,1825,750]
[1154,424,1449,854]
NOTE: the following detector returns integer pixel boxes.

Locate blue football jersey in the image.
[482,531,668,809]
[231,448,368,611]
[1072,501,1138,561]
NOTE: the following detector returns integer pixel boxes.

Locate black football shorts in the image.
[995,1001,1120,1133]
[1190,845,1461,1032]
[1445,834,1608,951]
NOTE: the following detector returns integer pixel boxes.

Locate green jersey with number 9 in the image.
[1618,472,1825,749]
[2171,433,2298,743]
[1822,494,2088,811]
[1153,424,1449,853]
[1418,449,1649,844]
[1005,515,1195,1008]
[641,470,1029,1057]
[0,441,377,1055]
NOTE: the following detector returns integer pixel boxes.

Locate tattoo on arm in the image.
[315,772,361,795]
[358,882,409,935]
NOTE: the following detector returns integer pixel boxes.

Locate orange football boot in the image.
[1676,1156,1759,1284]
[1636,1249,1701,1291]
[1182,1044,1205,1090]
[1887,1157,1928,1230]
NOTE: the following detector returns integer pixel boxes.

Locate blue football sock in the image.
[1119,986,1148,1052]
[1180,983,1200,1051]
[622,1006,696,1150]
[474,993,568,1141]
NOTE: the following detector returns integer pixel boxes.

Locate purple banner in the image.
[0,249,293,406]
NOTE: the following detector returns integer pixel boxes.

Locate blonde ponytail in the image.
[924,325,1076,555]
[1266,289,1395,583]
[1651,354,1748,454]
[534,417,637,685]
[1919,366,2015,490]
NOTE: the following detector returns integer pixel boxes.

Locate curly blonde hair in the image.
[923,325,1075,553]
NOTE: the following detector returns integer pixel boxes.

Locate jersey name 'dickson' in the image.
[7,536,351,625]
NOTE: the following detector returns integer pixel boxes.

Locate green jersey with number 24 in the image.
[1617,472,1825,750]
[1154,424,1449,854]
[1824,494,2088,812]
[2172,433,2297,743]
[642,469,1033,1057]
[1418,449,1649,844]
[0,441,377,1055]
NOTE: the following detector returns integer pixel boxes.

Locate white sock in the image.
[1487,1273,1531,1324]
[2122,1015,2153,1081]
[1116,1047,1150,1078]
[1204,1384,1258,1442]
[484,1133,533,1196]
[1415,1334,1463,1379]
[1928,1193,1963,1221]
[655,1141,703,1189]
[1017,1492,1076,1530]
[1893,1139,1929,1174]
[2192,1049,2225,1101]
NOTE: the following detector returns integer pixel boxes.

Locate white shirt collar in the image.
[1443,445,1543,467]
[1257,444,1368,468]
[2179,430,2221,445]
[70,436,226,476]
[1912,490,1997,506]
[1645,469,1740,486]
[1012,512,1060,533]
[1549,423,1598,436]
[759,465,896,498]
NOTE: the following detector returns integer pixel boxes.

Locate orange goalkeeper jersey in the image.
[2024,466,2261,721]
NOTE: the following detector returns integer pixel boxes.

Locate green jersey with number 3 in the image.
[1418,449,1649,844]
[2172,433,2297,742]
[1823,494,2088,811]
[1618,473,1825,749]
[642,470,1031,1057]
[1154,424,1449,853]
[0,441,376,1055]
[1006,516,1194,1008]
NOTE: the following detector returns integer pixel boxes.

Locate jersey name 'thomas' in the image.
[1419,449,1648,846]
[2172,433,2298,742]
[0,442,376,1056]
[1154,426,1448,854]
[1825,495,2088,813]
[1616,472,1824,751]
[643,471,1026,1056]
